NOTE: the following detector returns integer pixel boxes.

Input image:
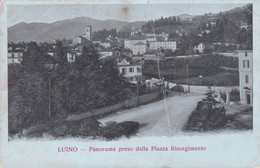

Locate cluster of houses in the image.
[7,24,253,106]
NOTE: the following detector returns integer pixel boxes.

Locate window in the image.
[245,75,249,84]
[245,52,248,56]
[247,60,250,68]
[122,68,127,75]
[243,60,245,68]
[129,68,134,72]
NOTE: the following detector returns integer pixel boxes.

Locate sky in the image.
[7,4,246,27]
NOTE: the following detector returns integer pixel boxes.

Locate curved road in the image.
[99,93,204,136]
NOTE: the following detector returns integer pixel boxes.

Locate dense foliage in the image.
[142,4,252,50]
[8,41,136,135]
[92,28,117,41]
[186,87,249,131]
[142,16,182,33]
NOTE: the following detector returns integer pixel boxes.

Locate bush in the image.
[170,84,184,93]
[46,117,101,138]
[186,88,249,132]
[101,121,139,140]
[230,89,240,101]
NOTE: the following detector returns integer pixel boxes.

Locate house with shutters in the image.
[117,58,142,83]
[237,50,253,105]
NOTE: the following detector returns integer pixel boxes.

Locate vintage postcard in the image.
[0,0,260,167]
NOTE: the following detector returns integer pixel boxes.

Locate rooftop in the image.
[134,42,146,45]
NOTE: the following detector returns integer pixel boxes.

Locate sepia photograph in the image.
[7,3,253,140]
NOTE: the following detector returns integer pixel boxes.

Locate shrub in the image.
[170,84,184,93]
[101,121,139,140]
[186,88,249,132]
[46,117,101,138]
[101,121,120,140]
[117,121,140,138]
[229,89,240,101]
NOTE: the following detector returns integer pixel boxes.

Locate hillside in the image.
[119,21,147,32]
[142,4,252,35]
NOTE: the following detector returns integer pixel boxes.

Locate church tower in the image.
[86,26,92,41]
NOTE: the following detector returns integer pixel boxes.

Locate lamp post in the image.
[199,75,203,86]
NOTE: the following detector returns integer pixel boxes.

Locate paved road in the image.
[99,93,204,136]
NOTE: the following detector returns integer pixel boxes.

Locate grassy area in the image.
[171,72,239,86]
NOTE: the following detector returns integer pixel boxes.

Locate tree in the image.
[54,41,67,65]
[23,42,41,68]
[202,87,219,110]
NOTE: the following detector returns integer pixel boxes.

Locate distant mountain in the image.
[8,17,147,43]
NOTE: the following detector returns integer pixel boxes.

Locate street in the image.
[99,93,204,136]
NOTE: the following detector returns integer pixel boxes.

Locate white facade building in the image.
[8,51,23,64]
[237,50,253,105]
[133,42,146,55]
[143,51,157,59]
[100,50,113,58]
[124,38,146,52]
[118,59,142,83]
[100,42,110,48]
[67,52,80,63]
[149,41,177,52]
[194,43,205,53]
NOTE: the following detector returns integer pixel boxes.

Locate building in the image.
[120,48,133,57]
[132,42,146,55]
[67,52,80,63]
[202,30,211,34]
[158,32,169,41]
[8,44,25,64]
[143,51,157,59]
[206,21,216,28]
[149,40,177,52]
[194,43,205,53]
[177,14,193,22]
[8,50,23,64]
[100,41,111,48]
[124,37,146,52]
[237,50,253,105]
[118,58,142,83]
[100,49,113,58]
[146,34,157,42]
[73,36,88,44]
[85,26,92,41]
[176,28,188,37]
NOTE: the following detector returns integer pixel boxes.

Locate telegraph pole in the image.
[48,78,51,119]
[137,81,139,106]
[186,64,190,92]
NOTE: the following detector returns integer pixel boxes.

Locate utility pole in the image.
[186,64,190,93]
[48,78,51,120]
[136,81,139,106]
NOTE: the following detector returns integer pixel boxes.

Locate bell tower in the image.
[86,26,92,41]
